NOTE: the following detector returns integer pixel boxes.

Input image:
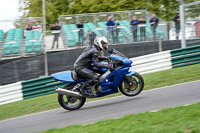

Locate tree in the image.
[19,0,71,28]
[18,0,199,26]
[184,0,200,18]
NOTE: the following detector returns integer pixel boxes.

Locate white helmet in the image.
[94,36,108,51]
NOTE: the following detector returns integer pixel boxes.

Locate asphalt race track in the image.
[0,80,200,133]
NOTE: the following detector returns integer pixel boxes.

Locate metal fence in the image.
[169,21,200,40]
[59,10,167,25]
[0,37,44,59]
[56,10,168,49]
[60,23,168,48]
[44,30,65,50]
[59,10,147,25]
[0,17,44,59]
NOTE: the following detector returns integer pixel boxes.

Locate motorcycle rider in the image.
[74,36,112,95]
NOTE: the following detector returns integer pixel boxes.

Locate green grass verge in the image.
[0,63,200,121]
[41,102,200,133]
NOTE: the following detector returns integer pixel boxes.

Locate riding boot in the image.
[81,82,93,96]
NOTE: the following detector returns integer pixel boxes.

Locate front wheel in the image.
[58,85,86,111]
[119,72,144,96]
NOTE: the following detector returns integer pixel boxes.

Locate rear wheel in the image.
[119,72,144,96]
[58,85,86,111]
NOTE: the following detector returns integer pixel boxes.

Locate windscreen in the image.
[111,49,127,58]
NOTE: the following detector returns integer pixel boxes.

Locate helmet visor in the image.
[101,40,108,50]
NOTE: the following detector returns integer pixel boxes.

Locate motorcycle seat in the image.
[71,71,84,81]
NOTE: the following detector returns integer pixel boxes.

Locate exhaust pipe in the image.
[56,88,82,98]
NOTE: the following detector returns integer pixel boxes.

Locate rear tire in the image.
[119,72,144,96]
[58,85,86,111]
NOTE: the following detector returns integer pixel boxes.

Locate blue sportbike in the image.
[51,49,144,111]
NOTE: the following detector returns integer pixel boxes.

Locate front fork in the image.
[124,74,133,85]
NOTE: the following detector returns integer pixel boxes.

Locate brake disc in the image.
[129,80,137,91]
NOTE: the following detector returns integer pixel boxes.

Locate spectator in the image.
[115,20,120,43]
[173,12,180,40]
[50,24,55,28]
[32,22,42,31]
[106,16,116,43]
[150,13,159,41]
[130,16,139,42]
[25,23,32,31]
[77,19,84,45]
[139,16,146,41]
[50,22,61,49]
[24,22,33,39]
[87,30,96,46]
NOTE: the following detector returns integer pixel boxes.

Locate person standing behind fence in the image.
[130,16,139,42]
[150,13,159,41]
[173,12,180,40]
[87,30,96,46]
[115,20,120,43]
[106,16,116,43]
[50,22,61,49]
[139,16,146,41]
[25,23,32,31]
[24,23,32,38]
[32,22,42,31]
[77,20,84,45]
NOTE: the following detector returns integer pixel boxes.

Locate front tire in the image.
[119,72,144,96]
[58,85,86,111]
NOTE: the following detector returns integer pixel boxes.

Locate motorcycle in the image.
[51,49,144,111]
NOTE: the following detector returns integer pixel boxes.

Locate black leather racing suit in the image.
[74,45,110,85]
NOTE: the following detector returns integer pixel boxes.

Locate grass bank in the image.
[42,102,200,133]
[0,63,200,121]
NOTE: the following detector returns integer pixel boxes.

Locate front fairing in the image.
[122,58,132,67]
